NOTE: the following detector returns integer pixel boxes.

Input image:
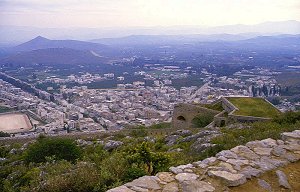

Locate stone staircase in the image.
[107,130,300,192]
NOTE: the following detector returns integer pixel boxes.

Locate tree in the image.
[24,137,81,164]
[126,142,170,175]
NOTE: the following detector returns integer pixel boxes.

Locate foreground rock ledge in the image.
[107,130,300,192]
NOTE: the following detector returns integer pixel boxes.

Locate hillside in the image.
[13,36,108,52]
[0,48,107,66]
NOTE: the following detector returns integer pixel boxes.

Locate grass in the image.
[227,97,280,118]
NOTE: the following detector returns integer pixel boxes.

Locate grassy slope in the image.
[227,97,280,118]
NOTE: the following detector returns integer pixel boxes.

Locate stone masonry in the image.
[107,130,300,192]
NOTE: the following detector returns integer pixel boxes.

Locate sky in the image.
[0,0,300,28]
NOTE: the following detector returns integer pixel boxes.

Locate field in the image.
[227,97,280,118]
[0,113,32,133]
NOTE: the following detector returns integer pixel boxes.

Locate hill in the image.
[0,48,107,66]
[13,36,108,52]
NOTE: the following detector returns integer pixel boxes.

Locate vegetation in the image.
[24,137,82,163]
[212,110,300,150]
[0,131,10,137]
[0,111,299,192]
[227,97,280,118]
[0,106,13,113]
[192,112,215,127]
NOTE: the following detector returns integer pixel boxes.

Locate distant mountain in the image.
[0,48,107,66]
[1,20,299,44]
[13,36,108,52]
[91,33,258,45]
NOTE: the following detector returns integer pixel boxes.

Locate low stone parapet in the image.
[108,130,300,191]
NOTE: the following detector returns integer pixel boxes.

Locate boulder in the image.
[104,140,123,151]
[165,135,180,146]
[216,150,238,159]
[253,147,273,156]
[276,170,291,189]
[169,166,183,174]
[257,179,272,192]
[181,180,215,192]
[202,157,217,165]
[208,170,246,187]
[156,172,175,183]
[281,131,300,142]
[175,173,199,183]
[240,166,262,179]
[272,146,286,157]
[231,145,260,160]
[171,129,193,137]
[162,182,179,192]
[125,176,161,191]
[107,186,135,192]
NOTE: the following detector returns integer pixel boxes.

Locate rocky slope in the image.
[108,130,300,192]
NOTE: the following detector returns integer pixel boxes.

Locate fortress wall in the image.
[172,103,220,129]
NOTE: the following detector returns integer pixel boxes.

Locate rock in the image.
[193,161,209,169]
[104,140,123,151]
[9,148,18,154]
[246,140,268,149]
[130,186,148,192]
[258,179,272,192]
[180,130,219,143]
[107,186,135,192]
[76,139,93,146]
[143,136,156,143]
[181,180,215,192]
[261,156,288,167]
[276,170,291,189]
[202,157,217,165]
[156,172,175,183]
[253,147,273,156]
[281,131,300,142]
[169,167,183,174]
[216,150,238,159]
[162,182,179,192]
[177,164,194,170]
[191,142,216,153]
[165,135,180,146]
[172,129,193,137]
[125,176,161,191]
[168,148,183,152]
[240,166,262,179]
[284,153,300,162]
[272,146,286,157]
[231,145,260,160]
[226,159,249,166]
[208,170,246,187]
[277,140,285,145]
[218,162,237,173]
[253,159,276,171]
[260,138,278,147]
[175,173,199,182]
[217,156,228,162]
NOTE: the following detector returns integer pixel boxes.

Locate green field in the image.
[227,97,280,118]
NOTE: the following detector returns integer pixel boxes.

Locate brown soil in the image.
[230,161,300,192]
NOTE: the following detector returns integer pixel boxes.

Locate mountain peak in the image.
[31,36,49,42]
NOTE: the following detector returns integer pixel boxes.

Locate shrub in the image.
[24,137,81,164]
[126,142,170,175]
[0,131,10,137]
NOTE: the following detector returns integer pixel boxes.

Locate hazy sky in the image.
[1,0,300,28]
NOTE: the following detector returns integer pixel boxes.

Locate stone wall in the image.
[108,130,300,192]
[172,103,220,129]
